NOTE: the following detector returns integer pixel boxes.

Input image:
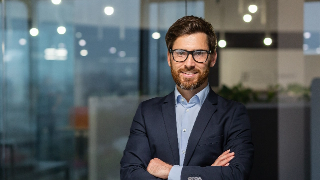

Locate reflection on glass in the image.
[243,14,252,23]
[218,40,227,48]
[57,26,67,34]
[248,4,258,13]
[104,6,114,15]
[0,0,319,180]
[30,28,39,36]
[264,37,272,46]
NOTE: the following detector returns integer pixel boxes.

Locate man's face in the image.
[167,32,217,90]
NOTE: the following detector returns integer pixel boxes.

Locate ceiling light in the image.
[109,47,117,54]
[80,49,88,56]
[248,5,258,13]
[218,40,227,48]
[30,28,39,36]
[19,38,27,45]
[57,26,66,34]
[51,0,61,5]
[304,32,311,39]
[79,39,86,46]
[264,37,272,46]
[104,6,114,15]
[243,14,252,23]
[152,32,161,39]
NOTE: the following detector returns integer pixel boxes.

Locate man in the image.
[120,16,254,180]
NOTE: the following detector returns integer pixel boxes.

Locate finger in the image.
[223,152,235,158]
[217,155,234,165]
[221,156,235,164]
[224,163,230,166]
[218,152,234,161]
[217,150,230,159]
[212,155,234,166]
[221,149,230,156]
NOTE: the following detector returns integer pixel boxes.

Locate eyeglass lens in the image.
[172,50,208,62]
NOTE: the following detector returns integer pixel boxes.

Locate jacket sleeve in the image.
[181,103,254,180]
[120,103,161,180]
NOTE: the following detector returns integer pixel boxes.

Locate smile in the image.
[181,71,198,78]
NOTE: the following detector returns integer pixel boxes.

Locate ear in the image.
[209,52,217,67]
[167,51,171,67]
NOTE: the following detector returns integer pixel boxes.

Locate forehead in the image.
[172,32,208,50]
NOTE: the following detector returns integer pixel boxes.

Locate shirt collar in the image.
[174,84,210,106]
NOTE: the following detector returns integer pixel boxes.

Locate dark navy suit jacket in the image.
[120,89,254,180]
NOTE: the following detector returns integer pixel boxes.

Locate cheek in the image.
[197,64,209,71]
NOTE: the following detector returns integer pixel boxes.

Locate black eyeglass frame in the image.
[169,49,212,63]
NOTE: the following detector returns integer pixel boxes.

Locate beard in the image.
[171,64,209,91]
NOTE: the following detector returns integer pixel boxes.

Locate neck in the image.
[176,79,208,102]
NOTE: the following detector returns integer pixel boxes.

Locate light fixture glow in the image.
[119,51,126,57]
[79,39,86,46]
[104,6,114,15]
[51,0,61,5]
[264,38,272,46]
[152,32,161,39]
[44,48,68,60]
[243,14,252,23]
[75,32,82,38]
[248,5,258,13]
[58,43,65,48]
[303,44,309,51]
[57,26,66,34]
[316,47,320,54]
[304,32,311,39]
[30,28,39,36]
[218,40,227,48]
[80,49,88,56]
[109,47,117,54]
[19,38,27,45]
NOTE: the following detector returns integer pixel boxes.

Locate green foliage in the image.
[283,83,311,101]
[217,83,310,104]
[218,83,254,104]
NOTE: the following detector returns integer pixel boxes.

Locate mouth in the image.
[180,71,198,78]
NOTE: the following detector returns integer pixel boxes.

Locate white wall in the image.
[305,55,320,85]
[219,49,278,90]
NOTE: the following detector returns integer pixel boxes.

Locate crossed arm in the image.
[120,103,253,180]
[147,150,235,179]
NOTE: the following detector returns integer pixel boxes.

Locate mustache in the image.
[178,67,200,74]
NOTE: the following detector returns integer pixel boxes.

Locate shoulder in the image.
[139,92,174,111]
[218,95,246,109]
[208,89,247,115]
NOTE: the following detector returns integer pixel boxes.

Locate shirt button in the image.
[182,150,185,154]
[181,99,184,101]
[186,109,189,112]
[183,129,186,132]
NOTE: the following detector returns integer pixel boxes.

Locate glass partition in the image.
[0,0,319,180]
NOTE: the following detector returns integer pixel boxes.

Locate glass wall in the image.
[0,0,319,180]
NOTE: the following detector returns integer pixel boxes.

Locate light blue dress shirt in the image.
[168,84,210,180]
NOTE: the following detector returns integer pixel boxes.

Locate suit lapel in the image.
[183,89,218,166]
[161,92,180,165]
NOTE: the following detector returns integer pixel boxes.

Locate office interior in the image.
[0,0,320,179]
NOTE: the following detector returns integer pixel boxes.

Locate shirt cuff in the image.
[168,165,182,180]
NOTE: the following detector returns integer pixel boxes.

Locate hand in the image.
[147,158,173,179]
[211,149,235,166]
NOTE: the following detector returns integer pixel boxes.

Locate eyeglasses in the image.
[170,49,211,63]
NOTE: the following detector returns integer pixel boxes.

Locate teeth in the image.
[184,72,195,74]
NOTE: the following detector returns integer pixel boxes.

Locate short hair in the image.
[165,15,217,53]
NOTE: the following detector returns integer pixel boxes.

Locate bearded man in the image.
[120,16,254,180]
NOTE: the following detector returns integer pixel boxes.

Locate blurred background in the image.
[0,0,319,179]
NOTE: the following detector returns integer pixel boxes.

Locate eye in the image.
[194,51,205,56]
[175,50,186,56]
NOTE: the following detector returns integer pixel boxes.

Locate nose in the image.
[184,53,196,68]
